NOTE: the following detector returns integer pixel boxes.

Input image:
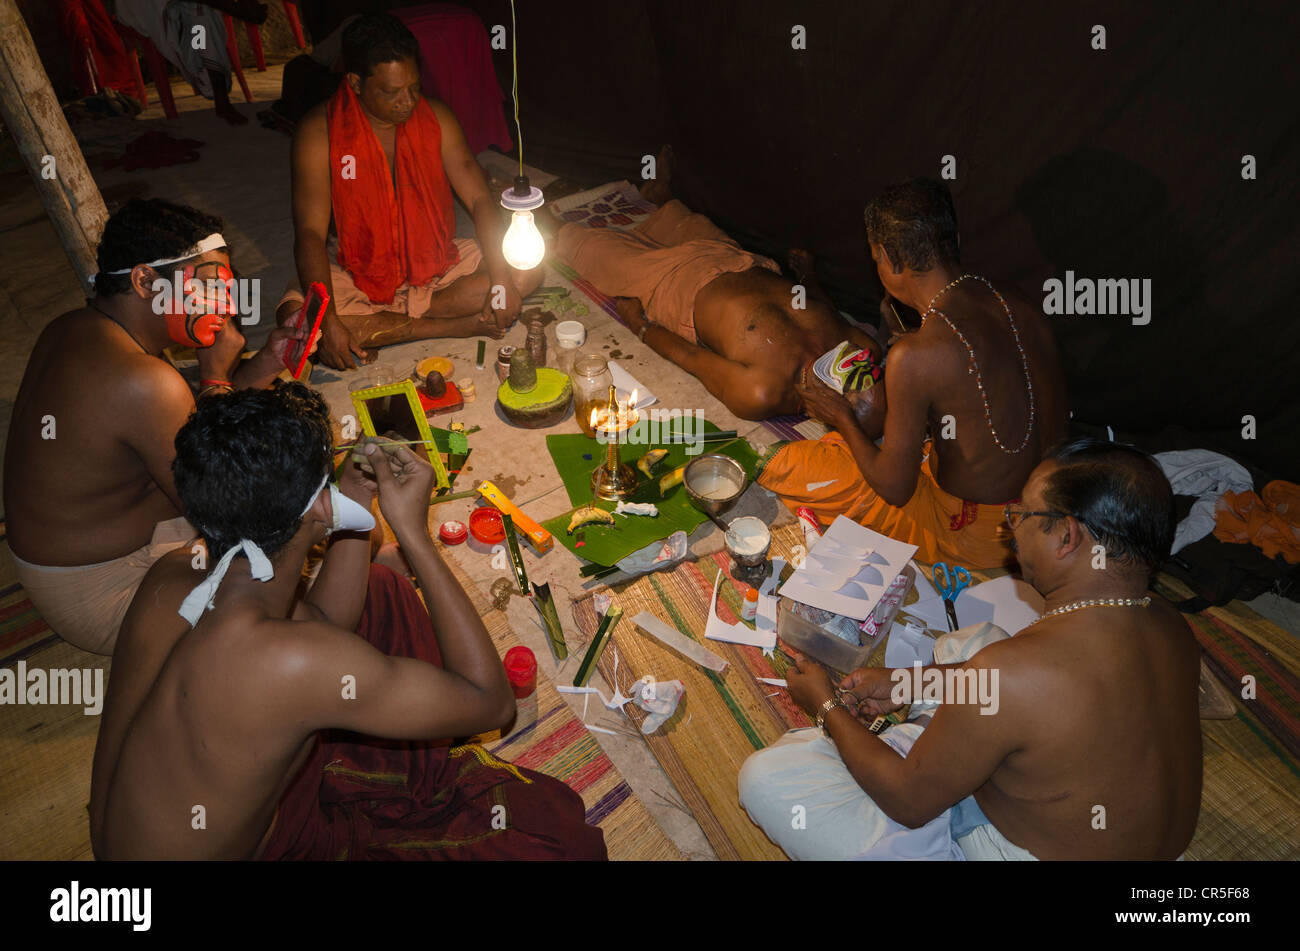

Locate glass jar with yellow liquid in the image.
[570,352,612,437]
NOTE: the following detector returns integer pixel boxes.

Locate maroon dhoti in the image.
[260,565,607,860]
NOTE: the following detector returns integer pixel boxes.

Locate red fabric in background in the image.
[55,0,138,98]
[393,3,513,156]
[259,564,607,860]
[327,82,460,305]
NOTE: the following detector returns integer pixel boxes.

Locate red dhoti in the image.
[260,565,608,860]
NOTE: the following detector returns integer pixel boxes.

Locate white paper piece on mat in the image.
[756,677,787,687]
[632,611,729,673]
[778,516,918,621]
[899,563,951,631]
[899,595,952,633]
[608,361,657,409]
[885,620,935,669]
[962,576,1044,636]
[756,557,785,635]
[705,572,778,651]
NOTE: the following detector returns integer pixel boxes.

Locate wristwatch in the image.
[815,697,846,733]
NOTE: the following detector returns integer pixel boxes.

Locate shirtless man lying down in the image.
[555,165,882,421]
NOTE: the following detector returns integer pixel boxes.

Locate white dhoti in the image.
[738,621,1040,860]
[8,516,197,655]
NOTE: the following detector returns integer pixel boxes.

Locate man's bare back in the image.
[964,598,1201,859]
[91,549,320,859]
[4,310,192,566]
[897,281,1068,503]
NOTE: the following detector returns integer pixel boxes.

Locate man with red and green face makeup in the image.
[3,198,309,654]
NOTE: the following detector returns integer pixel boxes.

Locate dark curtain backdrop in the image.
[463,1,1297,474]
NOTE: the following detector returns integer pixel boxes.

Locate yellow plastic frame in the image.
[349,380,450,491]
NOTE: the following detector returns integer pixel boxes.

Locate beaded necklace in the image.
[922,274,1036,455]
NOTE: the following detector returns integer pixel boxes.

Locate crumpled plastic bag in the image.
[633,676,685,733]
[616,531,689,576]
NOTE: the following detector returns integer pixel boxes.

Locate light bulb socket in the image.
[501,175,545,212]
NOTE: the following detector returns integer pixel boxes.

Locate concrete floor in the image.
[2,64,1297,863]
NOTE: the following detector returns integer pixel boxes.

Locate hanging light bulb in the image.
[500,0,545,271]
[501,175,545,271]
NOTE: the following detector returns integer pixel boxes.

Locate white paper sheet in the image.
[961,576,1044,635]
[756,677,787,687]
[778,517,918,621]
[705,572,777,650]
[608,361,657,409]
[897,572,1044,635]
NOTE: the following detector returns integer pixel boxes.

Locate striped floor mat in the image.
[571,522,1300,860]
[570,522,815,860]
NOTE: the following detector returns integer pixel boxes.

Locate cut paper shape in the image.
[834,579,875,599]
[705,571,777,651]
[756,677,787,687]
[885,620,936,669]
[632,611,729,673]
[806,552,865,576]
[810,538,858,559]
[756,557,786,635]
[609,361,657,408]
[897,560,951,632]
[778,516,918,621]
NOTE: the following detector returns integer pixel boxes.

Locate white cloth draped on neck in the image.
[176,473,377,627]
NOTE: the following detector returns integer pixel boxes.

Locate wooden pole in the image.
[0,0,108,295]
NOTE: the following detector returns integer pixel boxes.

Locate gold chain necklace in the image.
[1025,596,1152,628]
[922,274,1036,455]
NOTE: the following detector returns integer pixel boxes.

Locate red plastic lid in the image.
[438,520,468,545]
[469,506,505,544]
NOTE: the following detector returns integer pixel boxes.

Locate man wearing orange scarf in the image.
[281,14,542,370]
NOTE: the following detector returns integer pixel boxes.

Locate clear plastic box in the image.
[777,564,916,672]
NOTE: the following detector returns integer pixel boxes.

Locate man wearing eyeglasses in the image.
[741,438,1201,860]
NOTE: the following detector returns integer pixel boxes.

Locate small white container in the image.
[555,320,586,347]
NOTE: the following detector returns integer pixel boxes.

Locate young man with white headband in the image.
[4,198,310,654]
[91,382,607,860]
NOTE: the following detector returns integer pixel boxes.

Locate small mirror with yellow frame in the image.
[349,380,450,491]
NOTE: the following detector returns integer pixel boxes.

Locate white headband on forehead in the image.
[177,472,376,628]
[102,232,228,276]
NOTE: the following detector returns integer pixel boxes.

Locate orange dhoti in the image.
[757,434,1016,569]
[557,199,780,344]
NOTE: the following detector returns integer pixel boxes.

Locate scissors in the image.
[931,562,972,632]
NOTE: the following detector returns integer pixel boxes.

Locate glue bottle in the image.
[741,586,759,622]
